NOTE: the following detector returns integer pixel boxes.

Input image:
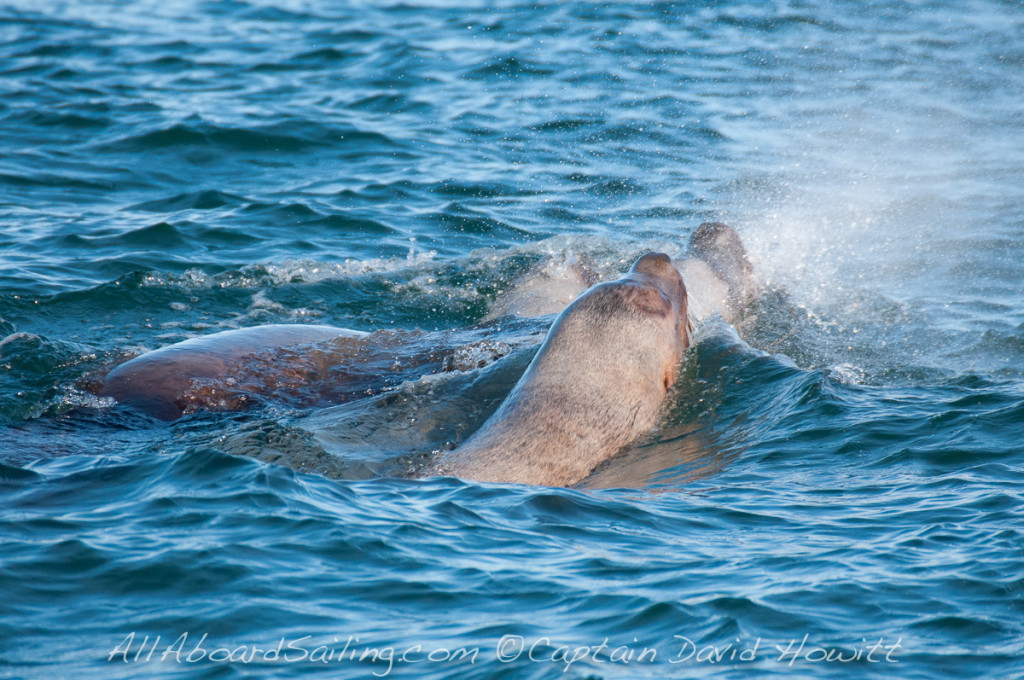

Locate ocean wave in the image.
[95,118,400,155]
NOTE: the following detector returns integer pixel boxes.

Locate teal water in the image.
[2,1,1023,678]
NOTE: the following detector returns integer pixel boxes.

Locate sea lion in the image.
[95,323,538,421]
[429,252,690,486]
[98,324,367,420]
[678,222,757,324]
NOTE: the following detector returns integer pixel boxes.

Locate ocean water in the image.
[1,0,1022,678]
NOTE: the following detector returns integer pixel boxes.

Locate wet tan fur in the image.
[432,253,688,486]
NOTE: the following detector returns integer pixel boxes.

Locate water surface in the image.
[1,1,1022,678]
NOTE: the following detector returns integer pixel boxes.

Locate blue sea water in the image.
[1,0,1023,678]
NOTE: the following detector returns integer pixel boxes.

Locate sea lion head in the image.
[627,251,690,351]
[688,222,756,306]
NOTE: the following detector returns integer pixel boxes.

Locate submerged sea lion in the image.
[96,323,534,421]
[430,252,690,486]
[98,325,367,420]
[483,251,600,321]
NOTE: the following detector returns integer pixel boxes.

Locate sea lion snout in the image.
[630,252,687,307]
[631,251,674,277]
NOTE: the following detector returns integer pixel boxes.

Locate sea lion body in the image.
[99,325,367,420]
[431,252,689,486]
[678,258,736,323]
